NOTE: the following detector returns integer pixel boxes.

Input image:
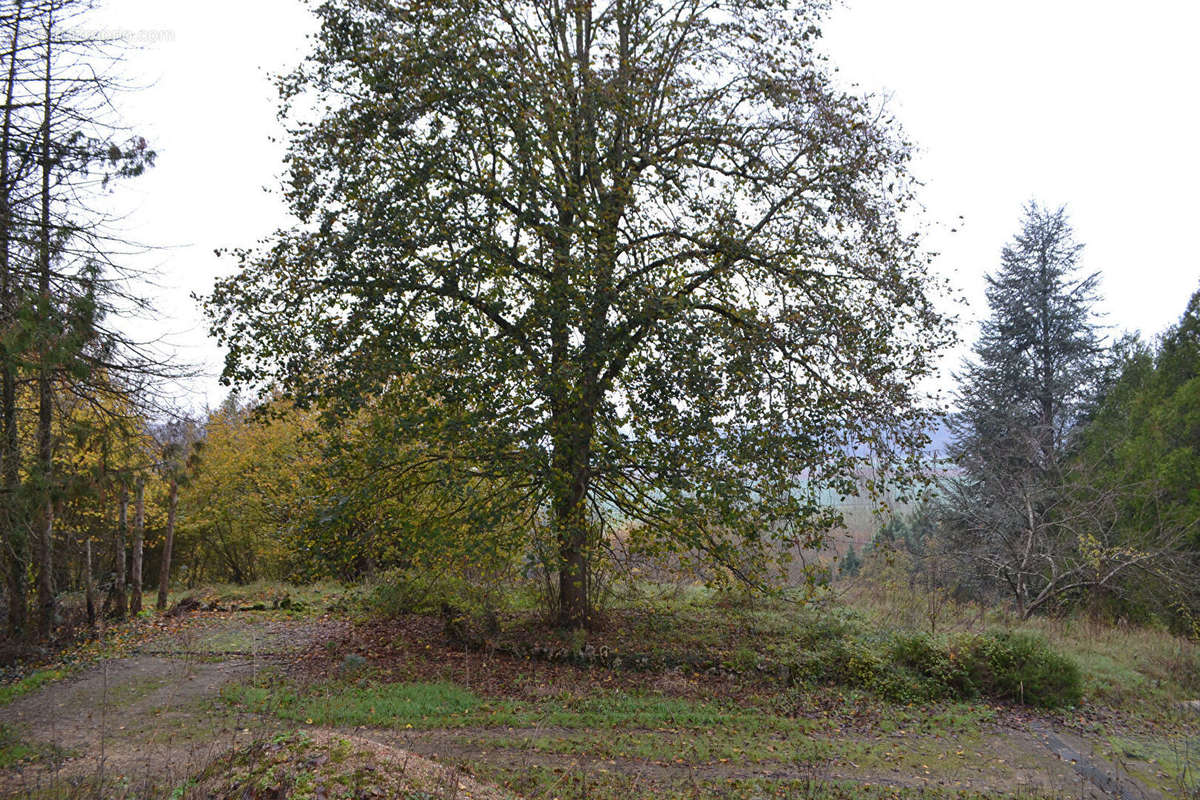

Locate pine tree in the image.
[951,202,1104,475]
[944,202,1109,617]
[0,0,158,636]
[840,543,862,577]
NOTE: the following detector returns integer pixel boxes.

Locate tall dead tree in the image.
[129,473,143,614]
[33,1,54,638]
[158,476,175,611]
[0,0,31,638]
[155,416,199,611]
[110,481,126,619]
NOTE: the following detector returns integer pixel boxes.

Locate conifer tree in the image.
[0,0,157,636]
[951,202,1104,476]
[944,202,1109,616]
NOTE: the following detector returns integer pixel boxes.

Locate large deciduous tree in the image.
[208,0,952,627]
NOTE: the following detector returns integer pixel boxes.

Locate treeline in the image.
[68,205,1200,635]
[0,0,165,639]
[164,391,528,592]
[860,204,1200,630]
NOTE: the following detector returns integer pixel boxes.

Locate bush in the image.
[883,633,971,701]
[956,631,1082,708]
[785,627,1081,708]
[365,569,484,618]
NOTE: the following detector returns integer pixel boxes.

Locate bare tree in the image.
[941,436,1195,618]
[110,480,126,619]
[129,472,143,614]
[155,415,199,611]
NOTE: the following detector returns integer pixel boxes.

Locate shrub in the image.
[785,627,1081,708]
[882,633,970,701]
[956,631,1082,708]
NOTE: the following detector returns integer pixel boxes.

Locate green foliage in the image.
[1089,294,1200,527]
[839,543,862,577]
[1076,285,1200,622]
[0,667,65,706]
[785,615,1080,707]
[954,631,1082,708]
[206,0,954,625]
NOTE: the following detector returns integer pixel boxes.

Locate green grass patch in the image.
[224,678,792,731]
[0,667,66,706]
[476,762,1064,800]
[475,724,987,774]
[457,590,1082,708]
[0,724,37,768]
[1103,733,1200,796]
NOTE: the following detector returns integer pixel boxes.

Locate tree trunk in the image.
[34,495,52,637]
[111,485,127,619]
[0,0,25,639]
[34,7,54,639]
[156,478,176,611]
[552,407,594,629]
[84,534,96,629]
[129,475,143,614]
[556,514,589,628]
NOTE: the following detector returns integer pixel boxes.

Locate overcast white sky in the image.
[89,0,1200,410]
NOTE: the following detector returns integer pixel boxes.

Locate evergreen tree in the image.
[943,203,1110,617]
[839,543,861,577]
[1083,286,1200,553]
[0,0,157,636]
[951,202,1104,476]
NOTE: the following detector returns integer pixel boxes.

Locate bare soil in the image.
[0,613,1168,799]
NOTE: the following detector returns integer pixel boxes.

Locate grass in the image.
[0,723,37,768]
[224,678,807,731]
[843,570,1200,716]
[222,675,1032,793]
[415,583,1082,708]
[474,763,1069,800]
[0,667,66,706]
[374,565,1181,711]
[4,571,1195,799]
[320,570,1200,796]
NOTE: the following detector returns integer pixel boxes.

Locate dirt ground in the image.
[0,613,1167,799]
